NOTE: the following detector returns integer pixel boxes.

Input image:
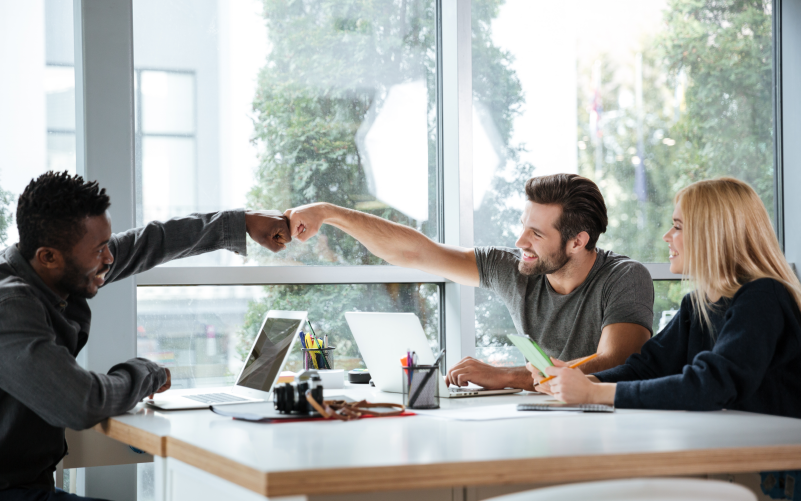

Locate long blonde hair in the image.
[676,177,801,332]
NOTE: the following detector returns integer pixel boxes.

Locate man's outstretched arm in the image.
[104,209,291,284]
[285,203,480,287]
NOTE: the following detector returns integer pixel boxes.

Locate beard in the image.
[58,255,107,299]
[518,245,570,276]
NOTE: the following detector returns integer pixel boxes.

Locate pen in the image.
[536,353,600,386]
[410,351,417,385]
[318,337,330,369]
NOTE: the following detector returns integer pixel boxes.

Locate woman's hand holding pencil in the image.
[527,353,616,405]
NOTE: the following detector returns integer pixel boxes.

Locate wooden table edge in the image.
[96,418,801,498]
[165,441,801,497]
[93,419,166,457]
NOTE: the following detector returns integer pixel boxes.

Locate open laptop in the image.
[146,310,307,410]
[345,312,521,398]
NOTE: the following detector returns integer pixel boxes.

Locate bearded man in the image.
[284,173,654,391]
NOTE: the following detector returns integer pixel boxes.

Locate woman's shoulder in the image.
[734,277,795,302]
[728,278,801,324]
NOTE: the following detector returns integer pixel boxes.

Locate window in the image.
[132,0,439,267]
[132,0,441,387]
[0,0,76,246]
[135,69,197,226]
[471,0,774,355]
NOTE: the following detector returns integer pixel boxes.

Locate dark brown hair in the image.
[524,173,607,250]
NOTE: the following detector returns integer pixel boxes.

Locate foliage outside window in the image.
[473,0,774,350]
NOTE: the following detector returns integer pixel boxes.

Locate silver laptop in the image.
[146,310,307,410]
[345,312,521,398]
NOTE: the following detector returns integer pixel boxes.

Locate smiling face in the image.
[58,212,114,299]
[515,201,570,276]
[663,204,685,275]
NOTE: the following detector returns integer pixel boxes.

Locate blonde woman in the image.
[533,178,801,418]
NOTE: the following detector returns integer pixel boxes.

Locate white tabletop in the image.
[97,384,801,497]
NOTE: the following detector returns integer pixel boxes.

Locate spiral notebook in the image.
[517,403,614,413]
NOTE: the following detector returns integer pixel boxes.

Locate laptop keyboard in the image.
[184,393,249,404]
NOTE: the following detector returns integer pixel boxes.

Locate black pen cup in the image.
[402,365,440,409]
[302,347,335,371]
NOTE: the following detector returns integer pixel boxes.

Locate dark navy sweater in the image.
[594,278,801,418]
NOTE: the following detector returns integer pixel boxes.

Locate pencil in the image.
[536,353,599,385]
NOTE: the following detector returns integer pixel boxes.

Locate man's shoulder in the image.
[596,248,649,275]
[591,248,652,291]
[473,246,521,268]
[473,246,529,290]
[0,258,42,306]
[0,275,41,305]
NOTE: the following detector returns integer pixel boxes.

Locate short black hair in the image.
[525,173,608,250]
[17,171,111,260]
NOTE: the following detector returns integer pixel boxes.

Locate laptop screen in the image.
[235,317,302,392]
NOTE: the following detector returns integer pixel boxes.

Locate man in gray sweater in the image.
[0,171,291,499]
[285,173,654,392]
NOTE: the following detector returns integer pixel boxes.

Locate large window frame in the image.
[74,0,789,373]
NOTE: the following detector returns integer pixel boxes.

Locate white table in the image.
[92,385,801,501]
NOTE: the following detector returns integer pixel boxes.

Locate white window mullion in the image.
[136,266,448,286]
[442,0,475,367]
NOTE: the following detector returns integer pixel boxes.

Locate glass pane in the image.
[47,133,76,173]
[140,136,196,223]
[472,0,773,352]
[140,70,195,135]
[137,284,439,389]
[471,0,774,262]
[653,280,685,335]
[133,0,439,267]
[45,65,75,131]
[0,0,75,247]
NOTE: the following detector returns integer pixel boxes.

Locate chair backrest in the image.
[483,478,757,501]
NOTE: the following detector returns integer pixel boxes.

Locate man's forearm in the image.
[290,203,480,286]
[320,203,438,268]
[505,366,540,391]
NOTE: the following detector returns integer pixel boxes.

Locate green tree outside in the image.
[0,183,13,246]
[241,0,446,365]
[237,0,775,363]
[476,0,773,347]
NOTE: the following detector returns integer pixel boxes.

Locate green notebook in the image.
[506,334,553,376]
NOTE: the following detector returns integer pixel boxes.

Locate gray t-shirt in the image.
[475,247,654,361]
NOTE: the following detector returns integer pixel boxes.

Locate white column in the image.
[74,1,140,499]
[442,0,475,368]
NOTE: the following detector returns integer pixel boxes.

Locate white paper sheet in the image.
[412,403,574,421]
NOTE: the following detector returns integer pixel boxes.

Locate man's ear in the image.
[34,247,64,270]
[567,231,590,255]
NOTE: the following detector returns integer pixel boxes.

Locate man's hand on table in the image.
[445,357,536,391]
[245,210,292,252]
[149,368,171,399]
